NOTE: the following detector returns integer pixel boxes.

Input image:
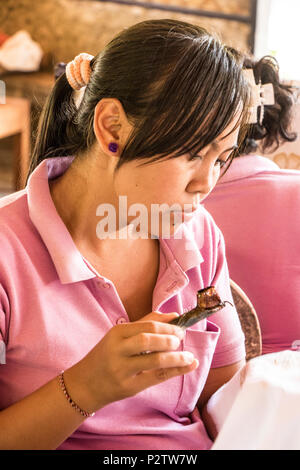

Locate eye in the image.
[188,154,227,168]
[217,148,238,169]
[188,153,204,162]
[188,148,236,167]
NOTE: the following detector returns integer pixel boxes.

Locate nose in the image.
[188,161,217,196]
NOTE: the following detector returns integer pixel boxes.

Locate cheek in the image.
[114,175,162,208]
[140,169,184,197]
[206,167,221,193]
[212,164,221,181]
[115,161,187,205]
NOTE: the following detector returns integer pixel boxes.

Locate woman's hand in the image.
[66,312,198,413]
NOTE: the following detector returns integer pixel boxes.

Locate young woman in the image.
[204,55,299,355]
[0,20,249,450]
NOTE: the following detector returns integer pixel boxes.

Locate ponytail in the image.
[27,57,97,183]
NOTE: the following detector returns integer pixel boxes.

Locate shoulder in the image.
[245,166,300,207]
[0,189,28,223]
[0,190,32,258]
[233,155,300,186]
[206,158,300,210]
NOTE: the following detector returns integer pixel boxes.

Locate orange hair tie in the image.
[66,52,94,90]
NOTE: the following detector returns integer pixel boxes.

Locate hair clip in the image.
[243,69,275,125]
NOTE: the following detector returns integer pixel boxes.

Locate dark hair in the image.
[27,19,250,181]
[240,55,297,155]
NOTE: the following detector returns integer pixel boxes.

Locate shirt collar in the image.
[161,219,204,273]
[27,156,203,284]
[218,155,280,184]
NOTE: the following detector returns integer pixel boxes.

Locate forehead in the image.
[211,110,242,148]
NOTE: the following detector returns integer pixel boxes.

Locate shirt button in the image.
[95,279,111,289]
[117,317,127,324]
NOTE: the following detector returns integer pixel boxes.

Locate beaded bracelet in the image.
[58,371,95,418]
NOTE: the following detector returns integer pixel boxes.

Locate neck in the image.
[49,150,134,255]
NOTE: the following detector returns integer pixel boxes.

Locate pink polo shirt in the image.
[204,155,300,355]
[0,156,245,450]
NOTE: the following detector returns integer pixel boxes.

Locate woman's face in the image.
[112,115,240,239]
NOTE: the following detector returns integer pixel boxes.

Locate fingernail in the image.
[176,328,185,340]
[183,351,194,364]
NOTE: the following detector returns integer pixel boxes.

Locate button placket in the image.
[93,277,129,325]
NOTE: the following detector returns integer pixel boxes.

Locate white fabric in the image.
[208,351,300,450]
[0,31,43,72]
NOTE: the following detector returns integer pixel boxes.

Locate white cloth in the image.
[208,351,300,450]
[0,31,43,72]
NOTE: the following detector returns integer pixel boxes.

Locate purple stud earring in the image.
[108,142,118,153]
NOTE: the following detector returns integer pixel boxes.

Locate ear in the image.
[93,98,131,156]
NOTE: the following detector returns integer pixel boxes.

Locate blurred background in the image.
[0,0,299,196]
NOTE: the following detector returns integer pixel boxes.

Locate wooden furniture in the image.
[230,279,262,361]
[1,71,53,103]
[0,96,31,190]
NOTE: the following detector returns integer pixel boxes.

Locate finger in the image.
[134,358,199,390]
[136,312,179,323]
[117,319,185,341]
[121,332,181,356]
[127,350,196,374]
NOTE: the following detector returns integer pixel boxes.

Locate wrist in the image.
[58,371,95,418]
[63,361,102,415]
